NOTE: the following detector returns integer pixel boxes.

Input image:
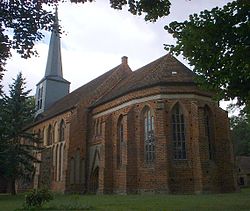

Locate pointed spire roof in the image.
[41,7,69,84]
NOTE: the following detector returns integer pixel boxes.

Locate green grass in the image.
[0,188,250,211]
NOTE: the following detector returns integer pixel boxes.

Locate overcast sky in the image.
[3,0,233,109]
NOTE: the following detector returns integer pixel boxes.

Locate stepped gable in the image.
[36,61,131,122]
[93,54,198,107]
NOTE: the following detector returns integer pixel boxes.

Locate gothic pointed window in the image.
[144,107,155,163]
[37,86,43,110]
[171,104,186,159]
[204,106,214,160]
[117,116,124,168]
[58,143,63,181]
[59,120,65,142]
[47,125,53,145]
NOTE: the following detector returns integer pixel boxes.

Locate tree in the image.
[230,114,250,156]
[0,73,41,195]
[0,0,171,93]
[165,0,250,111]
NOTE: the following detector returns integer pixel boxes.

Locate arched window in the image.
[43,128,46,146]
[171,104,186,159]
[53,146,56,180]
[58,144,63,181]
[204,106,214,160]
[56,144,59,181]
[144,107,155,163]
[54,122,58,143]
[47,125,53,145]
[59,120,65,142]
[117,116,124,168]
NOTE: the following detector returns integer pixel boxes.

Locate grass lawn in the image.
[0,188,250,211]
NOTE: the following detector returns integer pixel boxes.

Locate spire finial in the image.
[53,5,59,32]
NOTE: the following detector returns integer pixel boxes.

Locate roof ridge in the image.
[91,54,200,107]
[34,61,131,122]
[90,63,132,106]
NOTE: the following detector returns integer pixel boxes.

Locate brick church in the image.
[26,13,237,194]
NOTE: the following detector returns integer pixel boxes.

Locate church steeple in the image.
[45,7,63,78]
[35,7,70,116]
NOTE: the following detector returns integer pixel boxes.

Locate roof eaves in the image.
[90,81,199,109]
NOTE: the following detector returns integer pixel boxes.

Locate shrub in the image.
[25,188,53,208]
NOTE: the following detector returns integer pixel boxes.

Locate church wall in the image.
[29,59,235,194]
[126,108,139,193]
[103,115,114,193]
[197,103,220,193]
[63,64,132,194]
[91,85,236,194]
[29,110,72,193]
[65,106,87,193]
[214,108,237,192]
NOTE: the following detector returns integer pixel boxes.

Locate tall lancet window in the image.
[59,120,65,142]
[171,104,186,160]
[117,116,124,168]
[47,124,53,145]
[144,107,155,163]
[37,86,43,110]
[204,106,214,160]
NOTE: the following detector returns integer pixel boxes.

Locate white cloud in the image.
[2,0,234,98]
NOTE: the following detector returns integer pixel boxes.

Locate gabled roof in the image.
[32,54,210,126]
[34,61,131,123]
[92,54,198,107]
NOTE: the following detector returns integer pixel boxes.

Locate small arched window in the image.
[59,120,65,142]
[204,106,214,160]
[171,104,186,160]
[47,125,53,145]
[117,116,124,168]
[144,107,155,163]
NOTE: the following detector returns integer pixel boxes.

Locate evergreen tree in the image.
[0,73,41,195]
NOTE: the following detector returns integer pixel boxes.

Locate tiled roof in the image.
[92,54,200,107]
[33,54,210,125]
[34,62,131,123]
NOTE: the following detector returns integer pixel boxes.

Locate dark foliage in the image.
[165,0,250,110]
[0,73,42,195]
[25,188,53,208]
[230,114,250,156]
[0,0,171,92]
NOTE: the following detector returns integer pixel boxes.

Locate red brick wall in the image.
[27,69,236,194]
[91,85,236,194]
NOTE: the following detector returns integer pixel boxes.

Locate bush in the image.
[25,188,53,208]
